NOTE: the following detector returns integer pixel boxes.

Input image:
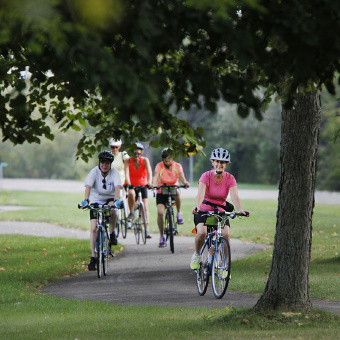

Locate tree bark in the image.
[254,90,321,311]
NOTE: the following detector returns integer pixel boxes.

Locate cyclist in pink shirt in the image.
[152,148,190,248]
[190,148,250,270]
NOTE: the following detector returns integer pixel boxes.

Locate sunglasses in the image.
[111,146,119,149]
[134,152,142,156]
[214,160,227,165]
[102,178,106,189]
[100,160,111,165]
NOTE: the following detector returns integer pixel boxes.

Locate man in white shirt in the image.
[83,150,122,271]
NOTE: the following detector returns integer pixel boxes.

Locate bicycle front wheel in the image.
[103,229,109,276]
[196,242,209,296]
[134,208,140,244]
[164,209,174,252]
[168,209,175,253]
[212,237,231,299]
[97,228,103,278]
[137,203,147,244]
[121,201,128,239]
[115,210,120,238]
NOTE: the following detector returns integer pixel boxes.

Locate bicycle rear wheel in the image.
[115,210,120,238]
[196,242,209,296]
[103,229,109,276]
[138,203,147,244]
[212,237,231,299]
[97,228,103,278]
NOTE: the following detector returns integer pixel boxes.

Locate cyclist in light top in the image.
[191,148,250,270]
[152,148,190,248]
[109,138,129,184]
[124,142,153,238]
[83,150,122,271]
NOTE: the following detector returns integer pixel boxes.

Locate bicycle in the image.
[78,203,116,278]
[129,185,149,245]
[115,188,128,239]
[155,184,187,253]
[195,207,247,299]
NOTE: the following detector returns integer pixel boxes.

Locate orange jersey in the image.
[155,161,183,193]
[127,157,148,186]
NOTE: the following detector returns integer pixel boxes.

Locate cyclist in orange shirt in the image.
[152,148,190,247]
[124,142,153,238]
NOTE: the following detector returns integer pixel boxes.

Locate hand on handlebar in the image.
[80,199,89,209]
[192,207,199,215]
[239,210,250,217]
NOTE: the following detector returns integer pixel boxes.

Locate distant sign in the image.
[0,162,8,167]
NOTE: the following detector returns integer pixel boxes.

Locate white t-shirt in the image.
[111,151,129,182]
[85,166,122,204]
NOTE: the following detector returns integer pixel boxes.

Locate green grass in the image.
[0,190,339,339]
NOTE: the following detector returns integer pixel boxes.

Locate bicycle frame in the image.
[196,209,244,298]
[116,188,128,239]
[78,203,114,278]
[129,185,148,245]
[156,184,187,253]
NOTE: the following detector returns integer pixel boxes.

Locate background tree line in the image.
[1,90,339,191]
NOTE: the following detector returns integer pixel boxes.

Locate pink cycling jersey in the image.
[199,170,236,211]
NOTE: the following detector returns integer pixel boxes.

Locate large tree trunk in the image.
[254,90,321,311]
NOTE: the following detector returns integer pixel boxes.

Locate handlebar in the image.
[78,203,116,211]
[127,184,151,190]
[198,210,248,219]
[154,184,188,190]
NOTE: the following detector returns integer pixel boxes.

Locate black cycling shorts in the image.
[89,198,115,220]
[156,193,173,206]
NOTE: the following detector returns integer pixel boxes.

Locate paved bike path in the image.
[40,228,270,309]
[1,220,339,313]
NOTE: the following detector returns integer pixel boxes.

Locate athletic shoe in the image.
[159,236,166,248]
[146,234,152,239]
[127,212,135,221]
[215,267,229,279]
[88,257,97,271]
[110,232,118,246]
[177,212,184,224]
[190,252,200,270]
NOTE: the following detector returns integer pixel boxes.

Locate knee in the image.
[196,232,207,241]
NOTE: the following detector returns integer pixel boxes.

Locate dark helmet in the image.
[161,148,169,159]
[98,150,114,163]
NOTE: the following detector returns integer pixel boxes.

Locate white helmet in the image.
[210,148,231,162]
[110,138,122,147]
[136,142,144,150]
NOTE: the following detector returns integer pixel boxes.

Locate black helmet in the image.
[161,148,169,159]
[98,150,114,163]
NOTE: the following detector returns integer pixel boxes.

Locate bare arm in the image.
[230,186,250,216]
[124,158,131,186]
[179,171,190,187]
[152,169,159,187]
[84,185,91,201]
[144,157,153,184]
[114,185,121,200]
